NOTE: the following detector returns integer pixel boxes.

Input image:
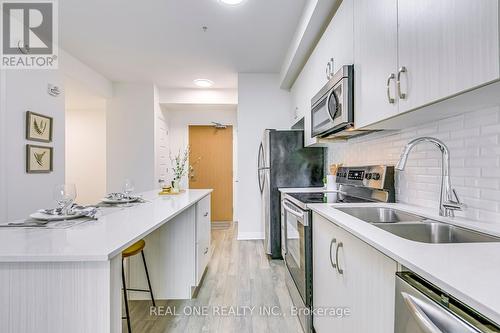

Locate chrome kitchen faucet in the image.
[395,137,465,217]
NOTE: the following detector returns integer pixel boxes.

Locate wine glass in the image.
[53,184,77,215]
[123,179,135,200]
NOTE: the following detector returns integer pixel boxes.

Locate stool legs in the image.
[122,258,132,333]
[122,249,155,333]
[141,250,156,307]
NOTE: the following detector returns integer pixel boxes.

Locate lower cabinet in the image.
[313,212,397,333]
[196,195,211,284]
[128,194,212,300]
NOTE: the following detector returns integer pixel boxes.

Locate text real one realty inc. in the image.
[150,305,351,318]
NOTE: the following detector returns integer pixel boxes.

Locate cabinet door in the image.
[196,195,211,284]
[313,213,397,333]
[334,220,397,333]
[313,213,344,332]
[302,0,354,146]
[398,0,500,112]
[354,0,399,128]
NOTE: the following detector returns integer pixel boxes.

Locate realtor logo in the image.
[1,0,58,69]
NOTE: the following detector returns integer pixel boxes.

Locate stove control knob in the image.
[372,173,381,180]
[365,173,372,180]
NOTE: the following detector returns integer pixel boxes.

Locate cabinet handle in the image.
[386,73,396,104]
[326,61,332,81]
[204,247,209,255]
[397,66,407,99]
[329,238,337,269]
[335,242,344,275]
[204,212,209,217]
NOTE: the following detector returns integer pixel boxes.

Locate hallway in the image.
[126,224,303,333]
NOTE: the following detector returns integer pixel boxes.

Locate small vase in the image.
[171,179,180,193]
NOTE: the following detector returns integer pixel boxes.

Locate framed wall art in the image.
[26,144,53,173]
[26,111,53,143]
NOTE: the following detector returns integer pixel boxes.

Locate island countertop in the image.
[0,189,212,262]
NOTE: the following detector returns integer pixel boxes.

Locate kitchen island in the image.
[0,189,212,333]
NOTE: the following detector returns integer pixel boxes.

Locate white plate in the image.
[101,197,139,204]
[29,212,84,221]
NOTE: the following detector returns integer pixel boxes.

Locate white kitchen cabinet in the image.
[354,0,399,128]
[397,0,499,113]
[291,0,354,146]
[355,0,500,129]
[195,194,211,284]
[129,194,212,299]
[313,212,397,333]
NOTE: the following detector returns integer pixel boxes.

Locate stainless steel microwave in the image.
[311,65,354,138]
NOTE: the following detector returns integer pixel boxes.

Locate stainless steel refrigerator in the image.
[258,129,324,259]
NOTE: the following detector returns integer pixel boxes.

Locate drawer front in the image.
[195,195,211,284]
[196,196,211,243]
[196,241,210,284]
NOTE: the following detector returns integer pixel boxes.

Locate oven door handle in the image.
[283,200,308,226]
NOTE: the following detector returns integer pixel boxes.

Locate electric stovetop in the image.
[287,191,372,206]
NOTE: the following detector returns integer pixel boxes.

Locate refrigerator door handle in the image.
[258,170,264,193]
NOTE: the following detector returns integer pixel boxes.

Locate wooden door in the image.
[189,125,233,222]
[354,0,399,128]
[398,0,499,113]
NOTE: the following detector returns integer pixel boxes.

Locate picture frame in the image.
[26,144,53,173]
[26,111,53,143]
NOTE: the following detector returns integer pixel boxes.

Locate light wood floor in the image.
[124,223,303,333]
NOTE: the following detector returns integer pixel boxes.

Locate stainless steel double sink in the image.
[335,207,500,244]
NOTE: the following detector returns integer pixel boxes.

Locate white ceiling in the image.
[59,0,307,90]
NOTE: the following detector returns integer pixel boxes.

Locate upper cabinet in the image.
[291,0,354,146]
[291,0,500,137]
[397,0,500,113]
[355,0,500,128]
[353,0,398,128]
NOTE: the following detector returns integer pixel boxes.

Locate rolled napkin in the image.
[39,204,100,219]
[105,192,144,202]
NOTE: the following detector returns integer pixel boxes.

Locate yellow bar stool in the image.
[121,239,155,333]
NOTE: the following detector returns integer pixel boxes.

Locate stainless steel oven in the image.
[282,198,312,333]
[311,65,354,138]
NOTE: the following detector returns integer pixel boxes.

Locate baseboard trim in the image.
[237,232,264,240]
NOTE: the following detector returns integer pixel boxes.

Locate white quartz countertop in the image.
[0,189,212,262]
[309,202,500,325]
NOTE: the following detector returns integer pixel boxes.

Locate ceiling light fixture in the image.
[219,0,245,5]
[193,79,214,88]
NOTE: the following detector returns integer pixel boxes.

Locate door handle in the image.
[204,212,209,217]
[329,238,337,269]
[335,242,344,275]
[386,73,396,104]
[397,66,408,99]
[401,292,443,333]
[204,247,209,255]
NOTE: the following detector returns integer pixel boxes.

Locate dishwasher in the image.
[396,272,500,333]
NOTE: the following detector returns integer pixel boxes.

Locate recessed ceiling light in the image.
[219,0,245,5]
[193,79,214,88]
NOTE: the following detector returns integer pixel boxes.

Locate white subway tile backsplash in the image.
[327,106,500,224]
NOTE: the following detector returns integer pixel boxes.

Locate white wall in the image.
[106,83,156,193]
[164,104,238,220]
[160,88,237,105]
[0,70,7,222]
[327,106,500,223]
[1,70,65,220]
[59,50,113,99]
[237,73,292,239]
[65,107,107,205]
